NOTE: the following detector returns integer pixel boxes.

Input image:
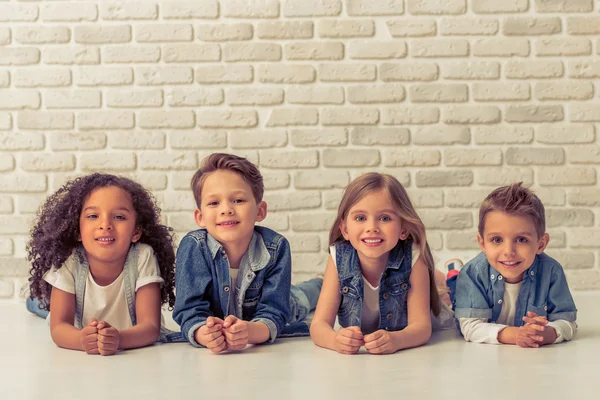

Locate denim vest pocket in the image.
[338,280,360,320]
[242,281,263,319]
[527,302,548,318]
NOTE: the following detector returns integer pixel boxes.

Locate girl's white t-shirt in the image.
[43,243,164,330]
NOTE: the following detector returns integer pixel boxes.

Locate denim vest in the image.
[454,252,577,326]
[335,239,413,332]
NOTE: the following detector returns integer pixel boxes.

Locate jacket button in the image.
[382,292,389,300]
[342,286,349,293]
[401,283,408,290]
[386,313,393,319]
[498,299,503,304]
[224,286,230,292]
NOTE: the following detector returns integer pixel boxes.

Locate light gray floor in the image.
[2,292,599,400]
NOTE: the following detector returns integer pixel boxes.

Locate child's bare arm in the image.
[49,287,97,353]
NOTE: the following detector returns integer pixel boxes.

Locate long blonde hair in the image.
[329,172,441,316]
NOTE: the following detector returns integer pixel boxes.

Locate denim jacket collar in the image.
[206,231,270,272]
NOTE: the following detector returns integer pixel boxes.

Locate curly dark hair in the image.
[27,173,176,311]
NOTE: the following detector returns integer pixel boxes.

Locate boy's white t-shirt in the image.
[43,243,164,330]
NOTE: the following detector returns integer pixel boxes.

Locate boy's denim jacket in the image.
[173,226,291,347]
[454,252,577,326]
[335,238,413,332]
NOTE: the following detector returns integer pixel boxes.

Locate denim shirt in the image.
[173,226,292,347]
[454,252,577,326]
[335,239,413,332]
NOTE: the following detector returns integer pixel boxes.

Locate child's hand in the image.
[521,311,556,346]
[334,326,364,355]
[97,321,120,356]
[80,318,99,355]
[222,315,249,351]
[364,329,396,355]
[196,316,226,353]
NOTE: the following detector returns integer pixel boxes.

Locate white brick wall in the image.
[2,0,600,299]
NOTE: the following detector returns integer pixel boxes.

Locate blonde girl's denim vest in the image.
[335,239,413,332]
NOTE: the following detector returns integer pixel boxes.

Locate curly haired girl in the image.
[26,173,177,355]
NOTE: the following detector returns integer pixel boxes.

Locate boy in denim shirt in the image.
[454,183,577,347]
[173,153,322,352]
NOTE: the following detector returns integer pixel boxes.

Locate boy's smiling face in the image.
[478,211,549,283]
[194,170,266,251]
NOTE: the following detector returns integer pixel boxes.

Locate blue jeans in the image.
[447,276,457,307]
[26,297,49,319]
[280,277,322,338]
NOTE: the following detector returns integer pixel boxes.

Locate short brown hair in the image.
[478,182,546,238]
[191,153,264,208]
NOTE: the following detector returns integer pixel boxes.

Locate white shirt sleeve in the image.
[42,252,77,294]
[135,243,165,291]
[459,318,506,344]
[547,320,577,343]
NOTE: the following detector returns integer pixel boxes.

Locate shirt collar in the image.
[489,254,540,282]
[206,230,270,271]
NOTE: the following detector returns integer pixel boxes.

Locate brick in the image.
[139,152,197,171]
[294,170,349,189]
[567,17,600,35]
[168,88,224,106]
[103,46,160,63]
[78,111,134,130]
[285,42,344,61]
[18,112,73,130]
[287,87,344,105]
[0,240,12,256]
[474,126,533,144]
[163,44,220,62]
[506,148,564,165]
[568,189,600,206]
[139,110,195,128]
[258,21,313,39]
[169,213,198,232]
[0,48,40,65]
[0,28,10,45]
[416,170,472,187]
[445,189,492,208]
[505,61,563,79]
[384,149,440,166]
[223,43,281,62]
[162,1,219,19]
[473,83,530,101]
[81,154,136,172]
[290,128,347,146]
[505,105,563,123]
[50,132,106,151]
[261,213,289,231]
[0,216,34,234]
[0,92,40,110]
[410,84,468,103]
[46,91,102,109]
[380,62,439,81]
[287,234,321,253]
[446,232,479,250]
[324,190,344,209]
[320,20,375,38]
[169,131,227,149]
[0,72,7,89]
[0,154,14,171]
[539,167,596,186]
[535,81,593,101]
[476,168,533,186]
[406,189,443,208]
[441,61,500,80]
[534,188,566,206]
[351,127,410,145]
[0,113,11,130]
[136,67,193,85]
[136,24,192,42]
[567,145,600,164]
[196,24,254,41]
[266,108,318,127]
[107,89,162,108]
[43,47,99,65]
[227,88,283,106]
[427,232,443,251]
[108,131,165,150]
[408,0,466,15]
[42,3,97,21]
[14,69,71,88]
[0,4,38,22]
[319,64,376,82]
[258,65,314,83]
[504,17,561,35]
[0,175,46,192]
[382,107,439,124]
[222,0,280,18]
[473,39,529,57]
[321,108,379,125]
[536,39,591,56]
[536,124,595,144]
[348,84,405,104]
[196,65,253,84]
[412,39,469,57]
[21,154,75,172]
[264,191,321,211]
[547,209,594,228]
[387,20,436,37]
[260,150,319,169]
[291,212,336,231]
[75,26,131,44]
[351,169,410,186]
[348,41,407,59]
[229,130,287,148]
[198,110,258,128]
[443,106,500,124]
[412,126,470,145]
[0,258,30,277]
[548,253,596,273]
[445,149,502,166]
[15,27,70,44]
[421,211,472,230]
[440,18,498,35]
[156,192,195,212]
[570,105,600,122]
[282,0,341,17]
[472,0,528,13]
[347,0,404,16]
[534,0,592,12]
[77,67,133,86]
[263,171,291,190]
[569,61,600,78]
[100,3,158,20]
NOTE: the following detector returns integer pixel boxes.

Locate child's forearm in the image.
[50,323,85,351]
[497,326,519,344]
[389,323,431,352]
[309,321,338,351]
[118,322,161,350]
[247,321,270,344]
